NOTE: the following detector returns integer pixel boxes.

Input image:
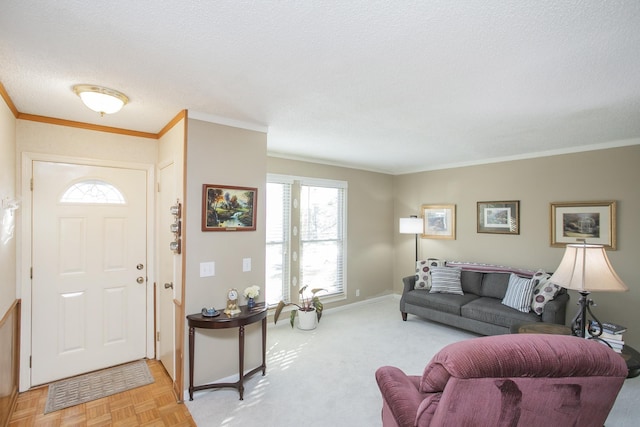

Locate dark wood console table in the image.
[187,303,267,400]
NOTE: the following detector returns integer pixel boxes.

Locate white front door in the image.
[31,161,148,385]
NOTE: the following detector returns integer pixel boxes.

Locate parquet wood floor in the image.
[8,359,196,426]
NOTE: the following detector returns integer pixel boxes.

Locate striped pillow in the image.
[429,267,463,295]
[502,273,535,312]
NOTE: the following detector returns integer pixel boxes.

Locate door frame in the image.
[156,160,177,381]
[19,152,156,391]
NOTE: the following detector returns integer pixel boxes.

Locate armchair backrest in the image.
[419,334,627,426]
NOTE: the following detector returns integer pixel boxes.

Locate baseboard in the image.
[323,293,399,314]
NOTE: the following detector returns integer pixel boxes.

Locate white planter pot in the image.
[297,309,318,330]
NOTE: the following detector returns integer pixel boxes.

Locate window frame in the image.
[266,174,347,307]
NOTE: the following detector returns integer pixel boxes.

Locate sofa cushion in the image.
[430,267,463,295]
[415,258,444,290]
[405,290,479,316]
[502,273,535,313]
[530,270,563,315]
[415,260,431,290]
[461,297,541,328]
[479,272,510,299]
[460,270,483,295]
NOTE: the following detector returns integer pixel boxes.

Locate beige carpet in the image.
[185,295,640,427]
[44,359,154,414]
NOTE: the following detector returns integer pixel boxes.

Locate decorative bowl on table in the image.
[201,307,220,317]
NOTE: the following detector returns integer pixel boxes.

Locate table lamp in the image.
[549,240,628,338]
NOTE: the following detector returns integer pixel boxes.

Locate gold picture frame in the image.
[421,204,456,240]
[202,184,257,231]
[477,201,520,234]
[550,201,616,249]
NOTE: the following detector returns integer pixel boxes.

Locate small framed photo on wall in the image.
[477,201,520,235]
[421,204,456,240]
[550,201,616,249]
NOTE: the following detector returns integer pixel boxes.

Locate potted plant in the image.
[273,286,327,330]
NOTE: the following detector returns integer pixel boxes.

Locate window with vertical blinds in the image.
[266,174,347,306]
[265,178,292,306]
[300,179,347,297]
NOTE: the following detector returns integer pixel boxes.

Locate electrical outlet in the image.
[356,289,360,297]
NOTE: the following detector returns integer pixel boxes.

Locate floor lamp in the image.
[399,216,424,263]
[549,241,628,338]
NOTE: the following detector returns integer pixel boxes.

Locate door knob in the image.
[164,282,174,289]
[136,277,145,284]
[136,264,144,270]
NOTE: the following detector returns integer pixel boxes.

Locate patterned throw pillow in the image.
[502,273,535,313]
[530,269,562,315]
[415,258,444,290]
[429,266,463,295]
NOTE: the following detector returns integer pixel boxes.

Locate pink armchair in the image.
[375,334,627,427]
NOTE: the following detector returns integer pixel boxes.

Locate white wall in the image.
[0,94,16,317]
[15,119,159,389]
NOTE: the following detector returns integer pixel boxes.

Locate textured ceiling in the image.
[1,0,640,174]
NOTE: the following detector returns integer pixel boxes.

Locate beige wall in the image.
[7,109,640,385]
[17,120,157,164]
[267,157,395,304]
[393,145,640,347]
[0,96,16,316]
[183,119,267,385]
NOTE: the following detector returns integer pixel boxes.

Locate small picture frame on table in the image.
[477,201,520,235]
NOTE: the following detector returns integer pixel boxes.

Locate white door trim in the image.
[19,152,156,391]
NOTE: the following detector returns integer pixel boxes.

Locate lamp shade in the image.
[399,217,424,234]
[73,84,129,115]
[549,244,628,292]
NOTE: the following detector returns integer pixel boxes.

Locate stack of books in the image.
[589,321,626,353]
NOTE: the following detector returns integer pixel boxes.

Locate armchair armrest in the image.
[375,366,426,427]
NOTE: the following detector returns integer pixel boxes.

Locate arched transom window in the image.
[60,179,126,204]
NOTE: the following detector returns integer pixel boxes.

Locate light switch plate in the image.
[200,261,215,277]
[242,258,251,272]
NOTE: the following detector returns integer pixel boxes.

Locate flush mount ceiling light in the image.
[72,84,129,116]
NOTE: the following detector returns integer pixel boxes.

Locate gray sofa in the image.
[400,262,570,336]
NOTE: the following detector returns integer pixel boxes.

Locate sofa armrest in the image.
[375,366,426,427]
[541,292,570,324]
[402,275,416,294]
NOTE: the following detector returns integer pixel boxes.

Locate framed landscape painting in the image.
[550,200,616,249]
[477,201,520,234]
[421,204,456,239]
[202,184,257,231]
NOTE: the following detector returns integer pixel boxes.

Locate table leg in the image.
[238,324,245,400]
[188,326,195,401]
[261,317,267,375]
